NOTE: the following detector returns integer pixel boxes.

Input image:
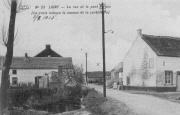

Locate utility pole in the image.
[101,2,106,97]
[86,53,88,85]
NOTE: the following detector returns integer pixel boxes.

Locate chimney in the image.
[46,45,51,50]
[137,29,142,37]
[25,53,29,59]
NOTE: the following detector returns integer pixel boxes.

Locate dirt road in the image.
[89,84,180,115]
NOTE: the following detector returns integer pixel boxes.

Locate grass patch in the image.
[82,89,136,115]
[82,89,107,114]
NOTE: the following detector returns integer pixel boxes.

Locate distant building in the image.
[111,62,123,82]
[87,71,110,83]
[110,63,123,89]
[123,29,180,92]
[35,44,62,57]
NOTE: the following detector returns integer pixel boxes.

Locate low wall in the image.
[123,86,176,92]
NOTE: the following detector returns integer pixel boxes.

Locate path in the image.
[89,84,180,115]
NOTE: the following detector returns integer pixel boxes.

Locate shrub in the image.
[65,85,82,98]
[8,85,85,108]
[82,89,108,114]
[8,88,57,107]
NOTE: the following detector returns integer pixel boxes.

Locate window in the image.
[163,61,165,66]
[12,70,17,75]
[127,76,130,85]
[12,77,18,85]
[165,71,173,85]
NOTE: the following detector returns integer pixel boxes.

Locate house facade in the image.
[0,56,72,87]
[0,45,72,87]
[110,62,123,82]
[123,29,180,92]
[110,63,123,89]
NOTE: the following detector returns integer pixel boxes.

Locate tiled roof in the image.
[35,45,62,57]
[114,66,123,73]
[142,34,180,57]
[0,56,72,69]
[35,49,62,57]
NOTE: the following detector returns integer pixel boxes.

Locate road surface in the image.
[89,84,180,115]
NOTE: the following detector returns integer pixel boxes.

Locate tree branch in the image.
[16,0,23,13]
[3,0,24,13]
[0,19,8,46]
[3,0,11,10]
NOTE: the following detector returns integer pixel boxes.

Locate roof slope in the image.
[35,45,62,57]
[0,57,72,69]
[111,63,123,73]
[142,34,180,57]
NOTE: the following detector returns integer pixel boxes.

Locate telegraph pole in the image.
[86,53,88,85]
[101,2,106,97]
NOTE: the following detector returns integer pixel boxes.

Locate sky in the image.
[0,0,180,71]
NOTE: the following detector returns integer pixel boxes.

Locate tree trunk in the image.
[0,1,17,114]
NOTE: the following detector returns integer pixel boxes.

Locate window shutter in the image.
[171,72,173,85]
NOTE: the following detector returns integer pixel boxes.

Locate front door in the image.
[176,72,180,91]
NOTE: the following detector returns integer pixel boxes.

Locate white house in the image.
[0,55,72,87]
[123,29,180,92]
[0,45,72,87]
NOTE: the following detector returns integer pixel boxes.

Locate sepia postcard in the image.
[0,0,180,115]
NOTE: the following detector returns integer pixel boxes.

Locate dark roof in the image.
[87,71,111,78]
[35,45,62,57]
[118,67,123,72]
[142,34,180,57]
[111,62,123,73]
[0,56,72,69]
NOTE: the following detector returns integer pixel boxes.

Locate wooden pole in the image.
[86,53,88,85]
[102,2,106,97]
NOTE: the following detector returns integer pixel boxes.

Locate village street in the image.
[89,84,180,115]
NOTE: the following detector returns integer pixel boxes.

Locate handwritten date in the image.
[33,14,57,22]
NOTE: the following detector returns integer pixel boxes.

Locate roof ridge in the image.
[142,34,180,57]
[0,56,72,69]
[0,56,71,58]
[142,34,180,40]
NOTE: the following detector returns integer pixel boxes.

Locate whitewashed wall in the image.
[119,72,123,79]
[39,74,49,88]
[0,70,1,84]
[123,34,157,86]
[156,56,180,86]
[7,69,57,85]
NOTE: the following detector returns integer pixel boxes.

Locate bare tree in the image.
[127,66,137,85]
[139,50,150,86]
[51,65,85,95]
[0,19,20,46]
[0,0,22,114]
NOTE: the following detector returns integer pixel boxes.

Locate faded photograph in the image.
[0,0,180,115]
